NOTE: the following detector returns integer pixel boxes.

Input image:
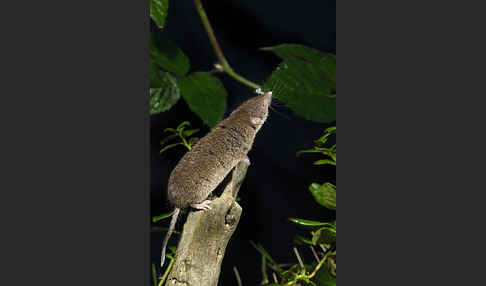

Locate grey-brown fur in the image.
[167,91,272,208]
[160,92,272,268]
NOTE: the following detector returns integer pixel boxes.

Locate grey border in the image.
[1,0,150,284]
[339,0,485,284]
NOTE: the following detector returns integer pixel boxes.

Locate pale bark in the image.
[166,160,249,286]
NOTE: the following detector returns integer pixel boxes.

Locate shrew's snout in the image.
[263,91,272,105]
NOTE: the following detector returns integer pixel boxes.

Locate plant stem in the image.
[158,257,174,286]
[180,135,192,151]
[152,264,158,286]
[293,247,304,268]
[233,266,243,286]
[308,250,333,279]
[261,255,269,284]
[193,0,262,90]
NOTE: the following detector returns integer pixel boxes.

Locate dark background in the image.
[150,0,336,284]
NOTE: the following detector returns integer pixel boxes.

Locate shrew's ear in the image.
[251,117,264,126]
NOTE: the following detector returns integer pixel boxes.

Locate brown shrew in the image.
[160,91,272,268]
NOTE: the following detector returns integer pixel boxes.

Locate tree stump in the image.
[166,160,249,286]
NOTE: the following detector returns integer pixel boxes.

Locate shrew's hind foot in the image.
[191,200,212,211]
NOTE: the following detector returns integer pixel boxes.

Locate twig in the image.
[272,272,279,284]
[309,245,320,262]
[293,247,304,268]
[277,263,295,268]
[193,0,261,90]
[233,266,243,286]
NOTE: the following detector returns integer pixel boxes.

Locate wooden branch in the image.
[166,160,250,286]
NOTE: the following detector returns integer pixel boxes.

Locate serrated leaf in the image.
[264,59,335,123]
[314,159,336,166]
[150,71,180,114]
[262,44,324,61]
[312,227,336,245]
[309,183,336,210]
[262,44,336,88]
[262,44,336,123]
[288,218,334,228]
[150,34,190,77]
[150,0,169,29]
[152,210,175,223]
[178,72,227,127]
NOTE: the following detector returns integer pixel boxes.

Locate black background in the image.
[150,0,336,285]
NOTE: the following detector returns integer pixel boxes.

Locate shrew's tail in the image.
[160,208,180,268]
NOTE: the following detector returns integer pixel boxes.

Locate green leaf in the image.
[264,59,336,123]
[163,127,176,133]
[160,142,183,154]
[187,137,199,146]
[288,218,335,228]
[150,59,164,88]
[309,183,336,210]
[168,246,177,254]
[313,159,336,166]
[281,264,302,282]
[149,71,180,114]
[178,72,227,127]
[312,227,336,245]
[183,129,200,137]
[296,148,325,156]
[324,126,336,134]
[176,121,191,132]
[315,127,336,145]
[262,44,336,88]
[152,210,175,223]
[294,235,314,245]
[150,0,169,29]
[150,34,190,77]
[262,44,324,61]
[262,44,336,123]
